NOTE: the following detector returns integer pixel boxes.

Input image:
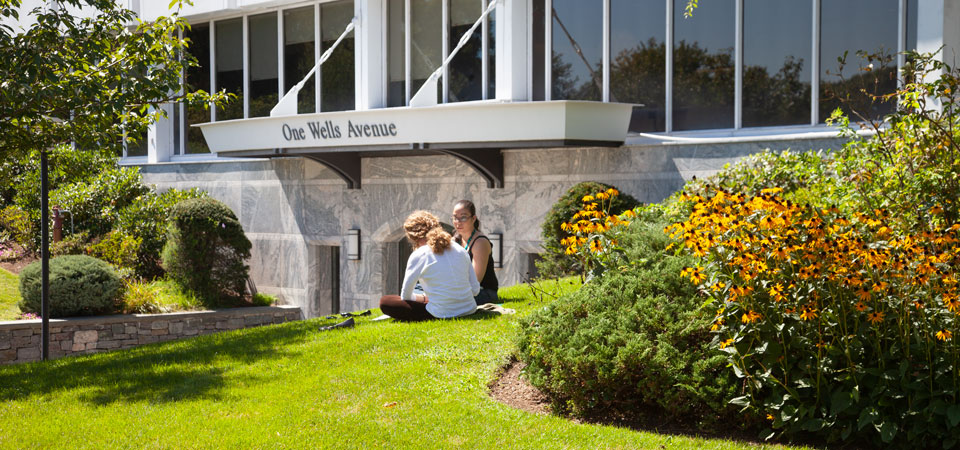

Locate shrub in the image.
[829,50,960,235]
[86,230,141,278]
[50,231,90,257]
[49,166,149,239]
[161,198,252,306]
[0,205,34,248]
[538,181,639,278]
[18,255,122,317]
[252,293,276,307]
[518,215,739,429]
[120,279,168,314]
[115,187,207,279]
[669,187,960,447]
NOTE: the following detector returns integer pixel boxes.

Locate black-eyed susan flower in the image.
[719,338,735,349]
[867,311,885,325]
[936,329,953,341]
[741,310,762,324]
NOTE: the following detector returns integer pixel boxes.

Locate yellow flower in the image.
[741,310,762,324]
[605,187,619,197]
[760,187,783,194]
[936,329,953,341]
[800,306,818,321]
[855,301,867,312]
[595,192,610,200]
[582,195,595,202]
[867,311,885,325]
[719,338,735,349]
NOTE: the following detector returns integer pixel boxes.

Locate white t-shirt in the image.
[401,243,480,319]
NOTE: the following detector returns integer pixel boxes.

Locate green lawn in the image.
[0,280,814,450]
[0,268,20,320]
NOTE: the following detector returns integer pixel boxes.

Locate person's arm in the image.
[471,236,492,282]
[467,249,481,297]
[400,251,426,302]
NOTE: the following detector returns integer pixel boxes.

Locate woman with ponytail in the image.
[452,200,499,304]
[378,211,480,321]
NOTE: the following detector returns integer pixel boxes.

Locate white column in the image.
[356,0,386,110]
[495,0,529,101]
[148,104,175,163]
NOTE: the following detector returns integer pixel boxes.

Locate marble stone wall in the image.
[139,137,845,317]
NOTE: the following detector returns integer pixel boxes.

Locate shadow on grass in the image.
[0,320,316,405]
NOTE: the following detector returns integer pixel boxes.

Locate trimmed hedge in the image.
[518,216,739,429]
[161,198,251,306]
[18,255,122,317]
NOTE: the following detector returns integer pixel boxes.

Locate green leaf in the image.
[947,405,960,427]
[830,390,853,417]
[877,421,897,443]
[858,407,879,431]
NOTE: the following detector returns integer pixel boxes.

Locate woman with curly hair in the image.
[378,210,480,321]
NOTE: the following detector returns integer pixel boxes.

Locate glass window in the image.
[249,13,278,118]
[610,0,666,132]
[673,0,734,131]
[531,0,545,101]
[320,0,355,112]
[387,0,406,107]
[819,0,898,122]
[448,0,482,102]
[284,6,316,114]
[185,22,210,154]
[410,0,442,99]
[743,0,811,127]
[125,130,148,157]
[215,18,244,121]
[487,9,495,98]
[551,0,602,101]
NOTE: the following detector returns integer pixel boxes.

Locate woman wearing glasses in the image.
[452,200,499,304]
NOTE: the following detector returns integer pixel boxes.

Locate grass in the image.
[0,280,816,450]
[0,267,20,320]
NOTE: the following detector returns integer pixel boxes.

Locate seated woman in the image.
[451,200,499,304]
[378,211,480,321]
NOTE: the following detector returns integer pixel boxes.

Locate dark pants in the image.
[379,295,435,321]
[474,288,499,305]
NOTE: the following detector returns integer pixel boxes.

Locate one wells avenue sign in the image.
[196,100,633,154]
[282,120,398,142]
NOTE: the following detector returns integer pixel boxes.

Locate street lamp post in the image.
[40,148,50,361]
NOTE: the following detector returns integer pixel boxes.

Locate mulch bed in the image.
[0,253,36,275]
[488,359,554,417]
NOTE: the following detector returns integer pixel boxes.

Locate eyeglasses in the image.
[452,215,473,223]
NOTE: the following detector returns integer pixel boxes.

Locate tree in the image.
[0,0,228,360]
[0,0,227,162]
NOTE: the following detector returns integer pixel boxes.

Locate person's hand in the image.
[420,294,429,304]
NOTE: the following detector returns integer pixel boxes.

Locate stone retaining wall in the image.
[0,305,302,365]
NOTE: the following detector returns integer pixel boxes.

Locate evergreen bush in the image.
[518,216,738,429]
[18,255,122,317]
[537,181,639,278]
[161,198,251,306]
[115,187,207,279]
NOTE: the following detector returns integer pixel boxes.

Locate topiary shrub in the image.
[517,215,739,430]
[537,181,639,278]
[18,255,122,317]
[161,198,251,306]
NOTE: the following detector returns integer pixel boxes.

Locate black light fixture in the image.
[347,229,361,260]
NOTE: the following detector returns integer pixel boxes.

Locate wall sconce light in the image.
[347,229,361,260]
[489,233,502,268]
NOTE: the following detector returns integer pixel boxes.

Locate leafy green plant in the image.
[50,231,90,257]
[86,230,142,275]
[538,181,639,278]
[828,50,960,235]
[18,255,122,317]
[120,279,169,314]
[115,187,207,279]
[0,205,34,249]
[518,216,738,429]
[252,293,276,307]
[161,198,252,306]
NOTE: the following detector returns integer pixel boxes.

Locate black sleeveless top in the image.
[456,234,499,291]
